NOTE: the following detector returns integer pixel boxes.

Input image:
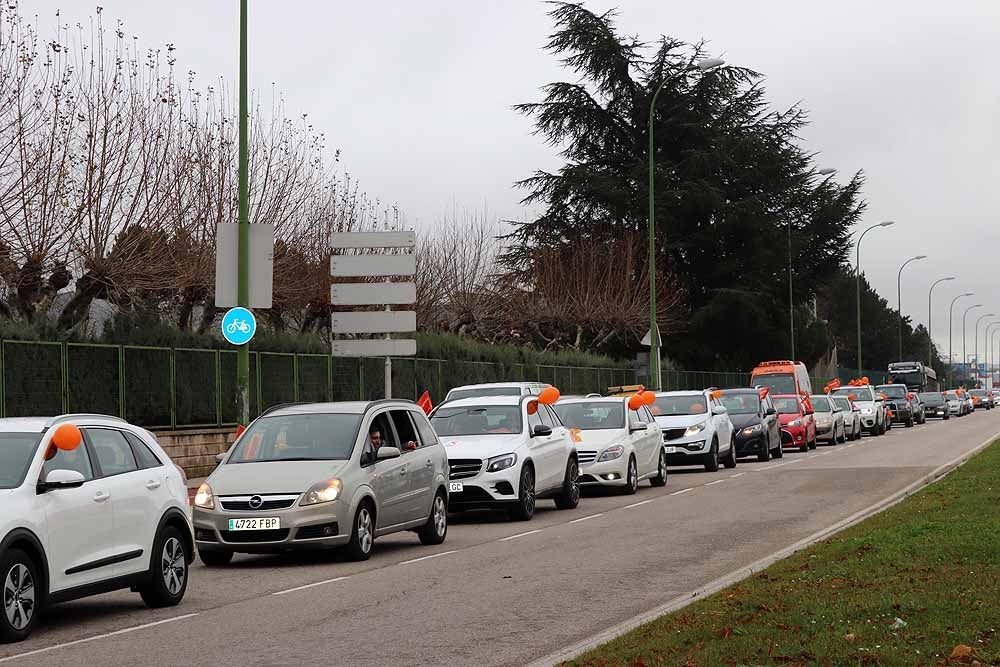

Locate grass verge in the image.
[566,440,1000,666]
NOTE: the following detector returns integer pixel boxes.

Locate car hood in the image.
[778,414,802,425]
[728,414,762,430]
[853,400,876,409]
[208,460,349,495]
[654,414,709,429]
[440,434,525,460]
[572,429,628,450]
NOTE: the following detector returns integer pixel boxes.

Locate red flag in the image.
[417,391,434,415]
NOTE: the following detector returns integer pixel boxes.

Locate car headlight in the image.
[486,453,518,473]
[597,445,625,462]
[742,424,762,435]
[789,419,802,427]
[861,408,874,415]
[194,482,214,510]
[684,422,706,437]
[300,478,343,506]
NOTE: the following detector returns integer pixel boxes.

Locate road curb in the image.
[526,430,1000,667]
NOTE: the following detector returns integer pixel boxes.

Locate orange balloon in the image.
[538,387,561,405]
[52,423,82,451]
[628,394,644,411]
[642,391,656,405]
[526,401,539,415]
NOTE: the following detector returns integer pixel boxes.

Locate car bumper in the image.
[193,501,349,553]
[780,426,807,447]
[815,423,836,441]
[663,439,708,465]
[448,465,520,509]
[579,457,630,487]
[927,408,949,418]
[734,432,766,455]
[860,414,878,429]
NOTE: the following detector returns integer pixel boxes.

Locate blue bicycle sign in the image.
[221,307,256,346]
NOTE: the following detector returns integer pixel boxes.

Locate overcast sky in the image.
[19,0,1000,361]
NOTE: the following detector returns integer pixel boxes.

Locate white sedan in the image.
[553,396,667,494]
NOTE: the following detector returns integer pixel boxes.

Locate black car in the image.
[876,384,915,427]
[918,392,950,420]
[718,388,782,462]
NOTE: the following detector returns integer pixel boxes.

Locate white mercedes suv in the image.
[0,414,193,643]
[429,393,580,520]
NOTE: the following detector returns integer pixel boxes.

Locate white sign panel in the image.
[330,254,416,277]
[215,223,275,309]
[330,282,416,306]
[332,339,417,357]
[330,231,416,249]
[331,311,416,334]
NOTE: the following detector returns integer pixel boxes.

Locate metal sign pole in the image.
[384,275,392,399]
[236,0,250,426]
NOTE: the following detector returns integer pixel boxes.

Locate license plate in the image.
[664,446,676,454]
[228,517,280,531]
[448,482,464,493]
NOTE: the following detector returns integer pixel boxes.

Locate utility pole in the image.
[237,0,250,425]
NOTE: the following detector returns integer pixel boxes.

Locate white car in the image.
[552,397,667,494]
[0,414,193,643]
[650,390,737,471]
[832,385,886,435]
[443,382,550,404]
[429,395,579,520]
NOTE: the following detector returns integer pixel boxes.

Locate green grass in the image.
[566,441,1000,667]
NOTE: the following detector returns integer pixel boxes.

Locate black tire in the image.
[837,425,846,444]
[417,492,448,545]
[139,526,189,608]
[650,449,668,487]
[621,456,639,495]
[199,549,233,567]
[509,464,536,521]
[757,435,771,462]
[704,439,720,472]
[723,438,738,468]
[905,417,914,428]
[808,435,817,450]
[773,434,784,458]
[0,549,39,644]
[344,502,375,561]
[555,458,581,509]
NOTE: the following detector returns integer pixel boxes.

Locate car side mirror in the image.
[532,424,553,437]
[38,469,86,493]
[765,407,777,416]
[376,446,401,461]
[215,452,226,464]
[711,405,727,416]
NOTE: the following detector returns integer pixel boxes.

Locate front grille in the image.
[780,430,793,444]
[220,529,290,543]
[220,496,297,511]
[449,459,483,480]
[662,428,688,441]
[295,523,339,540]
[577,450,598,465]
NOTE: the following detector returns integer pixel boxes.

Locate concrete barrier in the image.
[152,427,234,479]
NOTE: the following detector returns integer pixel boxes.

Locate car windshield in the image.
[877,385,907,399]
[446,387,522,402]
[811,397,832,412]
[651,395,707,416]
[919,393,944,405]
[970,390,987,397]
[832,397,852,411]
[944,391,960,400]
[229,414,361,463]
[431,405,523,436]
[834,387,873,402]
[753,373,796,395]
[772,397,800,414]
[553,402,624,430]
[0,433,42,489]
[719,393,760,415]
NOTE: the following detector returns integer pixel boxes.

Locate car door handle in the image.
[146,480,161,490]
[425,459,433,467]
[93,491,111,503]
[399,467,408,476]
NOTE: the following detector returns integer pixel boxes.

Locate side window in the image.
[368,412,397,449]
[538,405,557,429]
[390,410,419,450]
[43,441,95,481]
[639,407,652,424]
[125,432,163,469]
[413,412,439,447]
[526,403,543,432]
[628,407,643,429]
[543,405,563,427]
[87,429,138,477]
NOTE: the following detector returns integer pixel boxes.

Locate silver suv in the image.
[193,401,449,564]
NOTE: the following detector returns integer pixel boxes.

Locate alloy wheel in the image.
[161,537,186,596]
[628,458,637,492]
[3,564,34,631]
[521,467,536,516]
[433,495,447,537]
[358,508,373,554]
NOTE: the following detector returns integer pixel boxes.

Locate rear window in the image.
[229,414,362,463]
[0,433,41,489]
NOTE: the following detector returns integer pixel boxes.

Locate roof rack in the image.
[44,414,127,429]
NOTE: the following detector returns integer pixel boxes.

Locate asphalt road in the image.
[3,411,998,667]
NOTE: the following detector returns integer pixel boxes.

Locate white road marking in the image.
[399,550,457,565]
[669,488,693,496]
[500,529,542,542]
[768,463,788,469]
[704,479,725,486]
[729,472,745,478]
[0,614,199,664]
[569,513,605,524]
[625,498,656,508]
[272,576,349,596]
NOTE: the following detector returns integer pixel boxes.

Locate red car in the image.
[773,394,817,452]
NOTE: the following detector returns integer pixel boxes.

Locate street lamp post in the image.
[985,322,1000,390]
[855,221,896,375]
[949,293,973,388]
[236,0,250,426]
[992,328,1000,391]
[927,277,955,367]
[962,304,983,386]
[647,57,723,390]
[896,255,927,361]
[975,313,996,387]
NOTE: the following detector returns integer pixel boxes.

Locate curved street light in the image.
[962,304,984,384]
[949,292,974,387]
[976,313,996,387]
[985,322,1000,390]
[896,255,927,361]
[927,277,955,366]
[855,221,896,374]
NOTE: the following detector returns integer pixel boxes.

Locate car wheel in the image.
[704,438,720,472]
[140,526,189,608]
[621,456,639,495]
[723,437,738,468]
[555,458,581,509]
[509,464,536,520]
[757,434,771,462]
[199,549,233,567]
[650,449,668,487]
[808,435,817,450]
[773,434,784,458]
[344,502,375,561]
[418,492,448,545]
[1,549,38,644]
[905,417,914,428]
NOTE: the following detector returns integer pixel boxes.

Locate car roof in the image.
[558,396,626,404]
[0,414,131,433]
[262,401,416,418]
[720,388,759,395]
[448,382,544,391]
[876,383,906,388]
[435,396,524,408]
[772,394,801,399]
[654,390,706,397]
[0,417,50,433]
